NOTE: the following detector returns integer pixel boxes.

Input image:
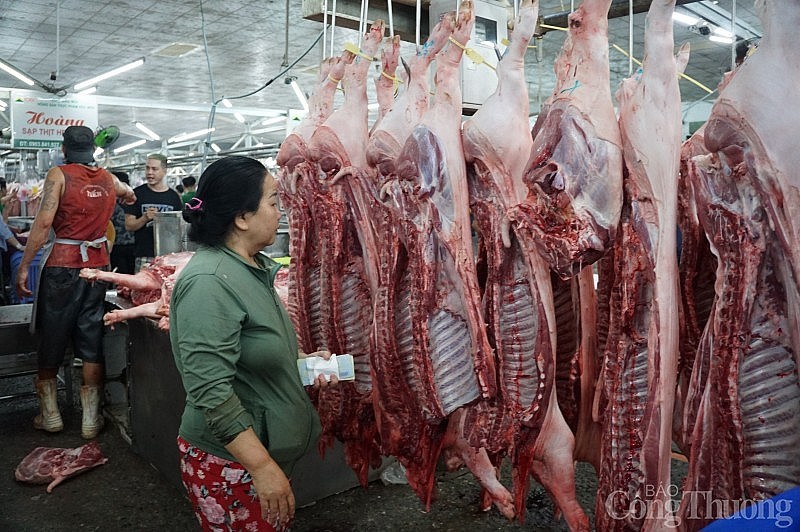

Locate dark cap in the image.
[62,125,95,164]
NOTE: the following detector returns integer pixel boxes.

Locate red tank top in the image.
[47,164,116,268]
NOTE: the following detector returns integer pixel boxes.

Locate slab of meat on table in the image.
[80,251,193,331]
[15,441,108,493]
[677,1,800,527]
[593,1,687,530]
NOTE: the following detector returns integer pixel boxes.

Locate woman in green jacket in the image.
[170,156,336,531]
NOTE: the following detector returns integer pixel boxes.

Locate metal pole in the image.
[416,0,421,51]
[628,0,634,75]
[330,0,338,58]
[387,0,394,37]
[322,0,328,59]
[730,0,737,70]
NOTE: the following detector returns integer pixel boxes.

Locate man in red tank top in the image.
[15,125,136,439]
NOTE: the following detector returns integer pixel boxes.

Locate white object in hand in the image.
[297,354,355,386]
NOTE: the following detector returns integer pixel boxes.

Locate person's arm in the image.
[124,210,154,232]
[110,173,136,205]
[225,429,294,528]
[16,167,64,298]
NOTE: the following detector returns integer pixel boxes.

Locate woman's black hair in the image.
[182,156,267,247]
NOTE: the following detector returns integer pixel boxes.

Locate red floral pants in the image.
[178,436,278,531]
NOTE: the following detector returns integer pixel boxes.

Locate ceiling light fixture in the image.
[285,77,309,112]
[73,57,145,91]
[0,58,36,86]
[708,35,734,44]
[260,116,285,127]
[113,139,147,154]
[672,11,699,26]
[234,112,246,124]
[210,143,222,153]
[76,86,97,95]
[168,127,215,144]
[0,100,7,111]
[135,121,161,141]
[712,26,734,38]
[250,125,286,135]
[221,99,233,108]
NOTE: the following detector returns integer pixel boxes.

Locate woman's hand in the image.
[250,460,295,529]
[299,350,340,388]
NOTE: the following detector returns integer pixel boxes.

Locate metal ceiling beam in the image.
[303,0,708,41]
[302,0,430,43]
[539,0,704,35]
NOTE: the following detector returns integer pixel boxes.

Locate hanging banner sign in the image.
[10,89,98,149]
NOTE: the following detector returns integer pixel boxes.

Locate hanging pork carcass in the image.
[364,11,457,510]
[299,19,387,485]
[462,0,589,528]
[277,53,352,354]
[593,0,688,529]
[677,0,800,527]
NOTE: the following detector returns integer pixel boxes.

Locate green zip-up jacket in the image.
[169,245,321,475]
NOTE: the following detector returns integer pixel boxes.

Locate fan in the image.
[94,125,120,148]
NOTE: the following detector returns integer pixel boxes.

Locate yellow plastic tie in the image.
[448,36,496,72]
[540,23,568,32]
[501,38,536,49]
[380,70,403,94]
[610,43,713,94]
[326,74,342,85]
[343,42,375,62]
[380,70,402,84]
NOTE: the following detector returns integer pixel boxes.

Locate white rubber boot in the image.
[33,377,64,432]
[80,385,105,439]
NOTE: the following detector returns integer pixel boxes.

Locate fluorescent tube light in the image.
[113,139,147,154]
[135,121,161,141]
[74,57,145,91]
[712,26,734,38]
[0,100,7,110]
[168,127,215,144]
[709,35,734,44]
[210,143,221,153]
[672,11,699,26]
[234,112,245,123]
[76,86,97,95]
[290,79,309,112]
[0,58,35,86]
[221,98,233,108]
[250,125,285,135]
[260,116,285,127]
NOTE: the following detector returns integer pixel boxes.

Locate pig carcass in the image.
[463,0,587,527]
[594,1,688,529]
[364,11,456,509]
[678,1,800,526]
[15,441,108,493]
[304,20,386,485]
[80,252,193,330]
[376,2,516,517]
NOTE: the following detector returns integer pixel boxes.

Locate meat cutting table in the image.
[104,291,385,506]
[0,303,74,404]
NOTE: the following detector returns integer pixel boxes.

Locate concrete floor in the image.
[0,367,612,531]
